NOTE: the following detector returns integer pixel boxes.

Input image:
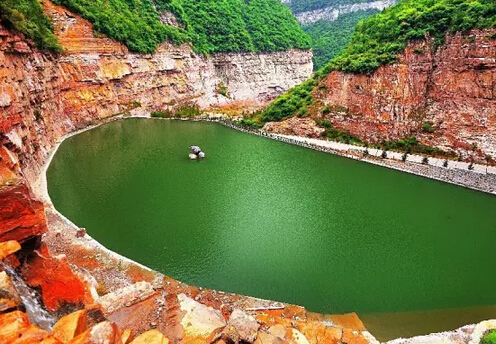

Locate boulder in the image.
[97,281,155,315]
[21,249,91,312]
[52,309,87,343]
[221,309,259,343]
[177,293,226,340]
[11,325,51,344]
[129,329,169,344]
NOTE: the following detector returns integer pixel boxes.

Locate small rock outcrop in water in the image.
[189,146,205,160]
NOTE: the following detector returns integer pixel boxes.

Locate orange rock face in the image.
[0,183,47,243]
[322,30,496,160]
[52,310,87,342]
[20,248,93,312]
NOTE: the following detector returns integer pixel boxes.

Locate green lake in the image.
[47,119,496,340]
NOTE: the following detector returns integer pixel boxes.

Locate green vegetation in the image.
[316,120,363,145]
[261,79,317,122]
[287,0,378,14]
[263,0,496,124]
[215,82,230,98]
[303,10,379,69]
[2,0,309,54]
[422,121,435,133]
[371,137,456,157]
[322,0,496,74]
[52,0,187,53]
[173,0,310,54]
[52,0,310,54]
[0,0,61,52]
[482,330,496,344]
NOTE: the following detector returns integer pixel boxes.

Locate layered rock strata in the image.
[321,30,496,160]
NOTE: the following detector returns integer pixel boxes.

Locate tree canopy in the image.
[0,0,311,54]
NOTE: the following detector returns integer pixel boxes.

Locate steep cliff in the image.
[286,0,396,25]
[322,30,496,159]
[0,0,312,174]
[264,30,496,161]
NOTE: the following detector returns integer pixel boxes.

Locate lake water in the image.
[47,119,496,340]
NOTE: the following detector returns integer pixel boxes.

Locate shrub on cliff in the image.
[482,330,496,344]
[0,0,62,52]
[262,79,317,122]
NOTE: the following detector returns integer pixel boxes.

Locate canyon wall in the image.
[322,30,496,159]
[293,0,397,25]
[0,0,312,175]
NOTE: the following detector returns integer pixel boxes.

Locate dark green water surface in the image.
[47,119,496,339]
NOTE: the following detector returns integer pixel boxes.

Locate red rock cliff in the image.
[0,0,312,175]
[322,30,496,160]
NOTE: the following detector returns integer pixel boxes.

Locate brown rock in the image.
[11,325,52,344]
[0,240,21,260]
[0,271,22,312]
[41,337,64,344]
[0,310,30,343]
[341,328,369,344]
[321,30,496,160]
[221,309,259,343]
[129,329,169,344]
[0,183,47,243]
[264,117,325,138]
[21,249,92,312]
[52,309,87,343]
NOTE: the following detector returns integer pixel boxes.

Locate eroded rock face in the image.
[0,0,312,177]
[322,30,496,160]
[292,0,397,25]
[20,247,93,312]
[263,117,325,138]
[0,183,47,243]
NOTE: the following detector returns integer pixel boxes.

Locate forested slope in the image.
[0,0,311,54]
[282,0,395,69]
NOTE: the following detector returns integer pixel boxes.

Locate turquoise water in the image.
[47,119,496,339]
